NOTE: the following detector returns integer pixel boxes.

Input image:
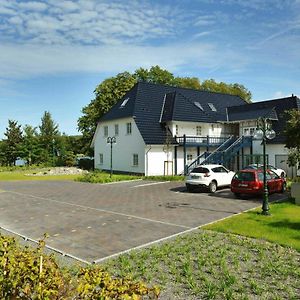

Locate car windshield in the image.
[191,167,209,174]
[233,172,255,181]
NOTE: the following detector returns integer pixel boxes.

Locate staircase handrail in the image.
[200,135,234,165]
[223,136,243,153]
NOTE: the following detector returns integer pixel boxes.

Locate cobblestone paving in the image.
[0,180,287,263]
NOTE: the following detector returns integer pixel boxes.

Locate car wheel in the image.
[209,181,217,193]
[234,193,241,198]
[186,184,194,193]
[281,182,287,193]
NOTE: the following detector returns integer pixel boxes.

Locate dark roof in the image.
[228,106,278,122]
[100,81,247,144]
[228,96,300,143]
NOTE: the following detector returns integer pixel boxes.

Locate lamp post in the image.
[107,136,116,178]
[254,118,276,215]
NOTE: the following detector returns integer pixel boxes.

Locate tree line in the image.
[77,65,252,145]
[0,112,86,167]
[1,65,254,167]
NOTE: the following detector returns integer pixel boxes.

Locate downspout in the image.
[145,146,152,176]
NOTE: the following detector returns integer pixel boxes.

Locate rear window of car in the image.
[191,167,209,173]
[233,172,255,181]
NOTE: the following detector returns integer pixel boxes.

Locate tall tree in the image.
[3,120,23,166]
[285,109,300,166]
[78,72,136,150]
[39,111,59,163]
[22,125,42,165]
[78,66,252,146]
[201,79,252,103]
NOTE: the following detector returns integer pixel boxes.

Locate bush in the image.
[76,171,141,183]
[78,158,94,170]
[0,233,159,299]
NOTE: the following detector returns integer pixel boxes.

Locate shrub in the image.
[78,158,94,170]
[0,233,159,299]
[76,171,141,183]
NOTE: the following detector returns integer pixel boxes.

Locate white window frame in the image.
[243,127,256,136]
[133,154,139,166]
[208,103,217,112]
[104,126,108,137]
[187,154,193,162]
[114,124,119,136]
[99,153,103,165]
[126,122,132,135]
[196,126,202,136]
[175,125,179,135]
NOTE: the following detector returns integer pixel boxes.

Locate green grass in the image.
[103,230,300,299]
[0,170,82,181]
[75,171,141,183]
[143,175,184,181]
[203,201,300,251]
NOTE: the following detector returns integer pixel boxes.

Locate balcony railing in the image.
[176,135,231,147]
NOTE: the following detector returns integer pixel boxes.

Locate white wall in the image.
[252,140,288,166]
[145,145,174,176]
[94,117,146,173]
[168,121,225,137]
[239,120,257,136]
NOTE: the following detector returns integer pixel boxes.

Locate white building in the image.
[92,82,300,177]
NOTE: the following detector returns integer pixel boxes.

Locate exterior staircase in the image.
[186,135,252,174]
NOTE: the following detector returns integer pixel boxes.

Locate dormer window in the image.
[208,103,217,111]
[194,102,204,110]
[120,98,129,108]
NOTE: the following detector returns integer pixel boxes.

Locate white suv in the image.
[185,164,235,193]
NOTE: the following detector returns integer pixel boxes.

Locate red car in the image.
[231,169,286,198]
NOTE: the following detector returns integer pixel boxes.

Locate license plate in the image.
[191,175,200,179]
[239,184,248,187]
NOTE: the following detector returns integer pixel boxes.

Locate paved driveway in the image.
[0,180,286,263]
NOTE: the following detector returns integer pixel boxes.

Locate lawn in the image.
[102,230,300,299]
[0,170,82,181]
[203,201,300,252]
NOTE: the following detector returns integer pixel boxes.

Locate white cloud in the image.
[18,1,48,11]
[0,42,218,79]
[0,0,180,45]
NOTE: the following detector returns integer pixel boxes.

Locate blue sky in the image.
[1,0,299,138]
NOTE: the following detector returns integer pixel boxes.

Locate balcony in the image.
[175,135,231,147]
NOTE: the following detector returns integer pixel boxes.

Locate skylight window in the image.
[120,97,129,108]
[194,101,204,111]
[208,103,217,112]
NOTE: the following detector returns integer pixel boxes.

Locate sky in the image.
[1,0,300,138]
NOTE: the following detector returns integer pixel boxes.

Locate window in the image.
[196,126,202,136]
[191,167,209,174]
[133,154,138,166]
[175,125,179,135]
[208,103,217,111]
[194,102,204,110]
[104,126,108,137]
[120,97,129,108]
[211,124,215,131]
[243,127,256,136]
[212,167,228,173]
[115,124,119,136]
[126,122,132,135]
[99,153,103,165]
[187,154,193,161]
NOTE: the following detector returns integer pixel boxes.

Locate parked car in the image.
[243,164,286,178]
[185,164,235,193]
[231,169,286,198]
